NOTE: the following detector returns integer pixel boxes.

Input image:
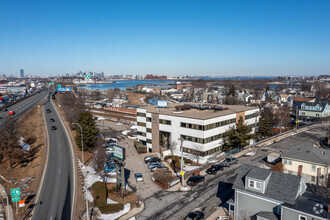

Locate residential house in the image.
[233,164,329,220]
[298,102,330,120]
[282,145,330,185]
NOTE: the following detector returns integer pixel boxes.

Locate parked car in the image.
[8,111,15,115]
[184,211,205,220]
[3,108,8,112]
[151,165,169,172]
[205,164,224,175]
[104,162,115,172]
[46,109,51,113]
[220,157,238,167]
[145,157,161,164]
[50,118,55,122]
[106,147,114,155]
[148,162,161,169]
[134,173,144,182]
[186,176,205,186]
[51,126,57,130]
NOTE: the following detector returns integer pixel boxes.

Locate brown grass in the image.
[127,92,145,106]
[0,101,46,219]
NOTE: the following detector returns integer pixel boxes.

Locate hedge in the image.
[164,155,191,168]
[91,181,124,213]
[134,141,146,153]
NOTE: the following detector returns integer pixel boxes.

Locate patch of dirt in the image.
[127,92,145,106]
[106,183,139,208]
[0,101,46,219]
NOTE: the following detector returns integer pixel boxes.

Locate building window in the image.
[299,215,307,220]
[316,113,320,117]
[137,112,146,117]
[159,119,171,125]
[248,179,261,190]
[301,112,305,116]
[288,160,292,165]
[311,176,316,182]
[147,117,152,122]
[283,159,287,164]
[311,165,316,172]
[137,131,146,137]
[137,122,146,127]
[147,128,152,133]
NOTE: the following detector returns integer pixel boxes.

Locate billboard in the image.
[113,145,126,161]
[57,87,71,92]
[158,100,167,108]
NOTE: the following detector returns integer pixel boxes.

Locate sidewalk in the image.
[118,201,144,220]
[0,184,14,220]
[206,207,230,220]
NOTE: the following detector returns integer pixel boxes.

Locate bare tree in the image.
[274,107,291,133]
[168,139,178,155]
[59,93,85,127]
[93,137,106,173]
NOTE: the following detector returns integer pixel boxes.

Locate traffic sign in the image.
[19,200,25,207]
[12,196,20,202]
[11,188,20,197]
[57,84,62,88]
[295,121,298,124]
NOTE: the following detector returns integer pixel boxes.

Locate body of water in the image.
[78,77,278,91]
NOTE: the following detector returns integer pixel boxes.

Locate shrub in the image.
[152,170,176,188]
[164,155,192,169]
[134,141,146,153]
[91,181,124,213]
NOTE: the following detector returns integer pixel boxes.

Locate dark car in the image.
[144,157,161,164]
[51,126,57,130]
[184,211,205,220]
[50,118,55,122]
[220,157,238,167]
[205,164,224,175]
[3,108,8,112]
[186,176,205,186]
[46,109,51,113]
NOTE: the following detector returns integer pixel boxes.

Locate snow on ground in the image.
[183,165,201,172]
[121,130,129,135]
[107,198,118,204]
[101,203,131,220]
[79,161,103,202]
[130,125,137,130]
[129,217,136,220]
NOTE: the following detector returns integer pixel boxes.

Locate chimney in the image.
[298,165,303,176]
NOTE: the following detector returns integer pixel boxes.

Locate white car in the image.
[134,173,144,182]
[116,122,123,126]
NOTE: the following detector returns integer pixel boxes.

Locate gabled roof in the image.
[282,145,330,166]
[233,164,302,205]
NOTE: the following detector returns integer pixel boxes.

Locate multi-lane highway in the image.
[0,90,48,124]
[32,101,76,220]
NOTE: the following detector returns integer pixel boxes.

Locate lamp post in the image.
[2,190,10,220]
[72,123,84,165]
[84,186,89,220]
[179,137,185,186]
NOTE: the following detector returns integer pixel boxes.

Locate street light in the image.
[2,190,10,220]
[179,137,185,186]
[84,186,89,220]
[72,123,84,165]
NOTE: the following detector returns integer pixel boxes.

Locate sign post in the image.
[113,145,126,199]
[10,188,20,214]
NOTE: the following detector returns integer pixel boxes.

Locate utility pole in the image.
[84,186,89,220]
[295,105,298,133]
[179,137,185,186]
[2,190,10,220]
[72,123,84,165]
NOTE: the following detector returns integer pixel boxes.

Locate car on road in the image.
[3,108,8,111]
[50,118,55,122]
[205,164,224,175]
[184,211,205,220]
[8,111,15,115]
[51,126,57,130]
[186,176,205,186]
[151,164,169,172]
[134,173,144,182]
[46,109,51,113]
[220,157,238,167]
[145,157,161,164]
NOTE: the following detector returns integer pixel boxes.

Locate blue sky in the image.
[0,0,329,77]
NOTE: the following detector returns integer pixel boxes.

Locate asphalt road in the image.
[137,124,328,220]
[0,90,48,124]
[32,101,75,220]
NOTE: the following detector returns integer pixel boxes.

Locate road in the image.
[137,124,328,220]
[32,101,75,220]
[0,90,48,124]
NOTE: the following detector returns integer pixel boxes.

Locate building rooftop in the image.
[246,167,272,181]
[284,190,329,219]
[233,164,302,205]
[139,103,258,120]
[282,145,330,166]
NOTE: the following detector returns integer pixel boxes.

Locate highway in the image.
[32,101,75,220]
[0,90,48,124]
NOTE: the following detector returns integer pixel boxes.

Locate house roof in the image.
[246,167,272,181]
[256,211,279,220]
[233,164,302,205]
[293,98,314,102]
[282,145,330,166]
[283,191,329,219]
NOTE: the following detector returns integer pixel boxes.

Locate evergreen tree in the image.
[75,111,98,151]
[257,114,273,139]
[222,117,253,152]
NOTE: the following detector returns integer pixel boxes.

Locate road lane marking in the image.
[59,169,61,174]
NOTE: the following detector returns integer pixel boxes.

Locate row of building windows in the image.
[245,112,259,120]
[180,133,224,144]
[182,146,222,156]
[137,112,146,117]
[147,139,152,144]
[137,122,146,127]
[181,118,236,131]
[283,159,292,165]
[147,128,152,133]
[159,119,171,125]
[137,131,146,137]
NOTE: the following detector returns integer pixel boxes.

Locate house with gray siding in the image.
[233,164,329,220]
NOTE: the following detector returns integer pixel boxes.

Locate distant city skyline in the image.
[0,0,329,76]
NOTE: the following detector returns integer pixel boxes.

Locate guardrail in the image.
[0,89,45,111]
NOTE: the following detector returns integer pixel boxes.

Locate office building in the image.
[20,69,24,78]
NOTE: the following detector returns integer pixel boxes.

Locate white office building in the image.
[137,103,259,162]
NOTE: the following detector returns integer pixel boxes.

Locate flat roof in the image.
[139,103,258,120]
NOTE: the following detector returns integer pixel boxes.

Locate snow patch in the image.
[107,198,118,204]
